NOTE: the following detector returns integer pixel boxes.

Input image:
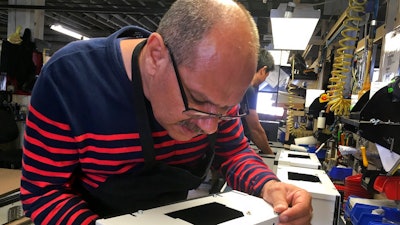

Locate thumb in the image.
[272,191,289,213]
[261,180,289,213]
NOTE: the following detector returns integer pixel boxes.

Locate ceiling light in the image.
[270,3,320,50]
[50,24,90,40]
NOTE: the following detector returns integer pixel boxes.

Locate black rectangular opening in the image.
[288,154,310,159]
[166,202,243,225]
[288,172,321,183]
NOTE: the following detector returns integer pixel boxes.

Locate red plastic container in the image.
[374,175,400,200]
[344,174,372,200]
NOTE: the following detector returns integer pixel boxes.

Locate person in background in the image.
[20,0,312,224]
[241,49,275,154]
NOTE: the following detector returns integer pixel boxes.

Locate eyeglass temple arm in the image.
[166,44,190,109]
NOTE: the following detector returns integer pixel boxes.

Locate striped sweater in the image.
[20,26,278,225]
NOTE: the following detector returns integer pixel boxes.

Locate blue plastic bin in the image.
[329,166,353,181]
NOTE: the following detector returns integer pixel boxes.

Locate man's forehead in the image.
[186,68,252,106]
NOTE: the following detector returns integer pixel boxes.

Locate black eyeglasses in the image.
[165,44,249,121]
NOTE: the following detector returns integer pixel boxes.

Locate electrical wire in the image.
[326,0,368,116]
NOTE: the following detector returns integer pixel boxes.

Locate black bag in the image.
[0,91,18,143]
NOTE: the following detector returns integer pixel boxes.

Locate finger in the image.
[278,215,312,225]
[279,189,313,224]
[261,181,289,213]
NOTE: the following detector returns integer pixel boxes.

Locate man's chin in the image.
[165,124,197,141]
[168,131,194,141]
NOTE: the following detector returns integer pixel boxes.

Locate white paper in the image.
[376,143,400,172]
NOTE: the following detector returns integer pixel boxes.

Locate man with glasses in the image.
[20,0,312,224]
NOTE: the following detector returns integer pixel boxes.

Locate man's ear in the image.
[257,66,266,74]
[144,33,169,75]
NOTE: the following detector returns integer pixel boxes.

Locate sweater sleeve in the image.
[214,111,279,196]
[20,65,99,225]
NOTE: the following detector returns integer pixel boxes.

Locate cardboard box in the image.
[96,190,279,225]
[276,165,341,225]
[0,168,24,224]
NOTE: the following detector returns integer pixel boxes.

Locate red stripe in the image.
[155,142,208,156]
[216,145,244,157]
[31,190,62,220]
[66,207,85,224]
[21,175,54,190]
[26,119,75,142]
[82,164,136,175]
[29,105,70,130]
[220,119,240,134]
[24,147,77,167]
[80,214,99,225]
[23,163,71,179]
[81,176,101,188]
[154,139,176,149]
[24,134,76,154]
[75,132,139,142]
[41,197,72,225]
[153,130,169,137]
[168,154,203,165]
[55,201,82,225]
[20,188,40,206]
[78,145,142,154]
[55,201,98,225]
[175,143,208,155]
[85,173,107,183]
[80,156,142,166]
[155,135,206,149]
[219,125,242,141]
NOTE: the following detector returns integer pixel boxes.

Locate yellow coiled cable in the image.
[327,0,367,116]
[286,57,310,137]
[286,58,296,135]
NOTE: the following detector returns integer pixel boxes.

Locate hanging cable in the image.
[286,57,310,137]
[286,57,296,136]
[327,0,367,116]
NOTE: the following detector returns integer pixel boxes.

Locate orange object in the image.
[319,93,329,103]
[340,133,345,145]
[360,146,368,167]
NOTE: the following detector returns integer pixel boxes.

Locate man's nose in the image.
[196,117,219,134]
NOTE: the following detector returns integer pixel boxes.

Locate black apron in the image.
[78,40,216,218]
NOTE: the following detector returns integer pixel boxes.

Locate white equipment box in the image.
[274,149,321,171]
[276,165,341,225]
[96,190,279,225]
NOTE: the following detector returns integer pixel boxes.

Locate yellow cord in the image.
[286,57,311,137]
[327,0,367,116]
[286,58,296,136]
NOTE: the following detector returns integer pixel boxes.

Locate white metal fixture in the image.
[270,3,320,50]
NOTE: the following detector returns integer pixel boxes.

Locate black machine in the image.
[341,76,400,154]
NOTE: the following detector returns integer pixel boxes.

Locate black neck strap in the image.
[131,39,156,171]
